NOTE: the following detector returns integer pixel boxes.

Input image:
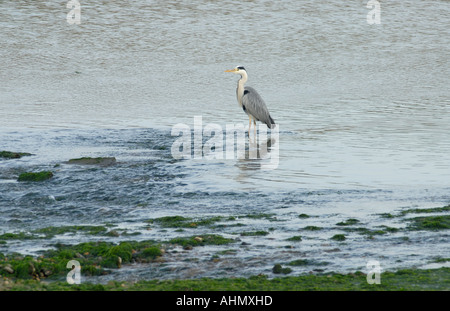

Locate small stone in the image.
[29,263,36,274]
[4,265,14,274]
[75,252,85,259]
[117,256,122,268]
[194,236,203,242]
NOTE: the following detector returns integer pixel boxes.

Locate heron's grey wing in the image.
[242,86,275,128]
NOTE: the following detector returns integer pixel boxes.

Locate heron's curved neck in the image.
[236,72,248,106]
[238,71,248,86]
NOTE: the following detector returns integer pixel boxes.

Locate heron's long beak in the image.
[225,68,237,73]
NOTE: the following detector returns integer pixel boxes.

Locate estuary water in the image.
[0,0,449,281]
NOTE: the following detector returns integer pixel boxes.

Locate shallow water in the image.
[0,0,449,281]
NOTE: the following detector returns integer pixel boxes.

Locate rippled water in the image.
[0,0,449,280]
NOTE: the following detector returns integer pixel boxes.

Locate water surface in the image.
[0,0,449,280]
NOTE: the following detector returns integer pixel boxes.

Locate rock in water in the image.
[66,157,117,166]
[0,151,32,159]
[18,171,53,182]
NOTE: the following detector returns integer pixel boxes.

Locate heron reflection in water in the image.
[235,136,278,189]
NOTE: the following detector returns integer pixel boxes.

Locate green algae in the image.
[18,171,53,182]
[0,253,69,280]
[0,226,114,241]
[0,151,32,159]
[431,257,450,263]
[146,214,280,231]
[331,234,346,241]
[33,225,109,237]
[140,247,163,259]
[0,232,448,290]
[106,243,134,263]
[215,249,237,256]
[239,213,279,222]
[303,226,322,231]
[378,213,395,218]
[298,214,310,219]
[286,259,329,267]
[240,231,269,236]
[377,205,450,218]
[147,215,224,228]
[0,239,165,280]
[336,218,360,226]
[2,204,448,289]
[407,215,450,231]
[148,215,191,228]
[168,234,234,247]
[286,236,302,242]
[287,259,309,266]
[380,226,400,233]
[400,205,450,216]
[372,205,450,232]
[340,226,396,237]
[0,232,39,241]
[272,264,292,274]
[1,267,449,290]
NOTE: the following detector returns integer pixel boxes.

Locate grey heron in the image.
[225,66,275,136]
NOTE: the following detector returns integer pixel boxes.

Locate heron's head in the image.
[225,66,247,75]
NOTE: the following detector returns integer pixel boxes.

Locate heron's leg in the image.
[253,120,257,138]
[248,116,252,137]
